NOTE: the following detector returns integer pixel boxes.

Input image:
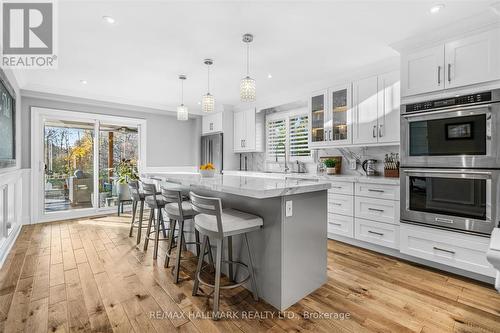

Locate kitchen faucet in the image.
[276,142,289,173]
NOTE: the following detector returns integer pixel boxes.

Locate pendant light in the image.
[202,59,215,113]
[177,74,188,121]
[240,33,256,102]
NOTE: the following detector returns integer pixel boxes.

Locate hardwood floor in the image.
[0,213,499,333]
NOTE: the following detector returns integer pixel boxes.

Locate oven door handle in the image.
[402,104,492,118]
[402,169,492,179]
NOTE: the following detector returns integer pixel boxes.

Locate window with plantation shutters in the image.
[289,115,310,157]
[266,112,311,161]
[266,118,287,160]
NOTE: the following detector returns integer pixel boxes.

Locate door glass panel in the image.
[408,176,486,220]
[44,121,94,212]
[331,88,348,141]
[311,94,325,142]
[98,125,139,208]
[409,114,486,156]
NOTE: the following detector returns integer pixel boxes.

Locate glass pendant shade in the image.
[202,93,215,113]
[177,104,188,121]
[240,76,256,102]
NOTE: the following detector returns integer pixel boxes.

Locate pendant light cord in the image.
[181,79,184,105]
[207,64,210,93]
[246,43,250,76]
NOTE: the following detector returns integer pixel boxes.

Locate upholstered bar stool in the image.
[128,180,149,245]
[190,192,262,319]
[142,182,169,259]
[162,187,211,283]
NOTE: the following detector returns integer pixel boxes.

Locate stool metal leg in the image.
[136,200,145,245]
[244,234,259,301]
[117,200,121,216]
[227,236,234,282]
[213,239,223,320]
[153,209,162,259]
[129,200,137,237]
[173,220,185,283]
[160,210,168,238]
[192,235,208,296]
[143,209,154,251]
[195,229,201,257]
[164,219,176,268]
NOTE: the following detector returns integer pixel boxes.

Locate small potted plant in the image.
[324,159,337,175]
[115,159,139,200]
[199,163,216,178]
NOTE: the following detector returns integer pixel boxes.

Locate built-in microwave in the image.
[400,168,499,235]
[401,89,500,168]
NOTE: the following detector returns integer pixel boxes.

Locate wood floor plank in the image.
[0,216,499,333]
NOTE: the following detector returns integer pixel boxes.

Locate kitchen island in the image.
[144,173,331,311]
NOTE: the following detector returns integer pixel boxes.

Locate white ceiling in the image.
[15,0,497,115]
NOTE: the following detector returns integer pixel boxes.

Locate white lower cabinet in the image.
[355,196,399,225]
[354,218,399,249]
[400,224,495,277]
[328,193,354,217]
[328,213,354,238]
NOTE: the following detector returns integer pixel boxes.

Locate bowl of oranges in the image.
[199,163,216,178]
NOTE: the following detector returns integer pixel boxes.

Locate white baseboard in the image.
[0,225,22,268]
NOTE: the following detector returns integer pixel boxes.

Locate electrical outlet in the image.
[285,200,293,217]
[349,160,357,170]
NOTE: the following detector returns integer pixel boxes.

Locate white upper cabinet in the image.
[202,112,223,135]
[401,45,444,97]
[309,90,328,147]
[353,75,379,144]
[401,28,500,97]
[445,29,500,89]
[233,108,264,153]
[377,70,400,143]
[329,84,352,146]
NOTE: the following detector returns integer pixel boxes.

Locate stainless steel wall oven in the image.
[400,89,500,235]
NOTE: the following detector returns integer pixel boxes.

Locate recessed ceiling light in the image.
[80,80,88,84]
[197,101,201,105]
[102,16,116,24]
[267,73,273,79]
[430,4,444,14]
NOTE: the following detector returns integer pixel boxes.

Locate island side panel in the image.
[192,189,284,310]
[281,189,328,310]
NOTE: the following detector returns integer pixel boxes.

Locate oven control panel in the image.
[405,91,493,113]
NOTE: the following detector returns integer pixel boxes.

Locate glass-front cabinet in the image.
[310,90,327,145]
[309,85,352,147]
[330,84,352,145]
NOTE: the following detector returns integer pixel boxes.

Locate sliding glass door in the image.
[44,120,95,213]
[33,108,145,223]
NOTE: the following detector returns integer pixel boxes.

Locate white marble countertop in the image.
[222,170,400,185]
[143,172,332,199]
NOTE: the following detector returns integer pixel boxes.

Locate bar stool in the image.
[190,192,262,319]
[128,180,148,245]
[142,182,169,259]
[162,187,210,283]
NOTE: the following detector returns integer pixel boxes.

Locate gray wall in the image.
[21,96,201,169]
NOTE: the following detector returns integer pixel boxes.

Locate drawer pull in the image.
[329,222,341,226]
[433,246,455,255]
[331,186,343,189]
[368,189,385,193]
[368,207,385,212]
[332,203,342,206]
[368,230,384,236]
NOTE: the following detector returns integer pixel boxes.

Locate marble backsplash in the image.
[234,145,400,176]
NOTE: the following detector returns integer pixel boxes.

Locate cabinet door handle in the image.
[330,222,341,226]
[332,202,342,206]
[368,230,384,236]
[433,246,455,255]
[437,66,441,85]
[331,186,343,189]
[378,124,383,137]
[447,63,451,83]
[368,189,384,193]
[368,207,385,212]
[372,125,377,138]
